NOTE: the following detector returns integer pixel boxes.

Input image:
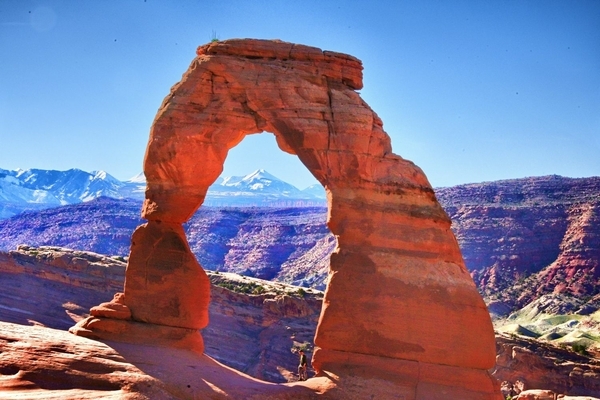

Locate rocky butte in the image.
[69,38,501,398]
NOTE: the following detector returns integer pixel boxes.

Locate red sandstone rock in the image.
[0,321,173,399]
[123,221,210,330]
[531,203,600,299]
[0,245,322,384]
[493,333,600,397]
[0,245,125,293]
[74,38,500,397]
[90,294,132,320]
[4,247,600,398]
[0,321,320,399]
[437,176,600,315]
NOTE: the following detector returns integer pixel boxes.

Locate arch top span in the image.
[141,38,417,223]
[73,39,501,398]
[196,39,364,90]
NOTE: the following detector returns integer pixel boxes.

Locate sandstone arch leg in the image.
[123,221,210,330]
[71,39,502,398]
[70,221,209,352]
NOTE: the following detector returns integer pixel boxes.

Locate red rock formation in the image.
[437,175,600,313]
[72,39,500,398]
[0,244,125,293]
[0,321,321,399]
[123,221,210,330]
[530,203,600,300]
[493,333,600,397]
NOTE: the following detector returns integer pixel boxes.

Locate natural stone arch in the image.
[72,39,501,398]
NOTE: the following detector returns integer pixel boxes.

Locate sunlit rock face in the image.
[73,39,501,398]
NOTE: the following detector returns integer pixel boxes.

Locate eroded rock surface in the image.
[0,321,326,400]
[494,333,600,398]
[73,38,499,397]
[0,321,173,399]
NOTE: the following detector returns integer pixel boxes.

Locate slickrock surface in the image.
[87,38,498,397]
[0,321,329,400]
[3,319,510,400]
[0,321,173,399]
[0,246,319,383]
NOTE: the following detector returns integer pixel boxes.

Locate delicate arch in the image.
[74,39,500,397]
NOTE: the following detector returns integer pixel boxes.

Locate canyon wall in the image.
[2,175,599,317]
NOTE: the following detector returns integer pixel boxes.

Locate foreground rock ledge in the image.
[71,38,501,398]
[4,322,501,399]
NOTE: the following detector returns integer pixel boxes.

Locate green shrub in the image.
[571,343,589,355]
[252,285,266,295]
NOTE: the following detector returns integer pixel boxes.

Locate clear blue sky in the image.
[1,1,598,189]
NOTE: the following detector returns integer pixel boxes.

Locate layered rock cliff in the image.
[0,199,332,289]
[493,333,600,397]
[2,175,598,314]
[437,175,600,314]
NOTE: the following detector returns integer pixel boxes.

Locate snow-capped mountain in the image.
[0,168,145,219]
[301,183,327,200]
[204,169,324,207]
[115,172,147,199]
[0,168,325,219]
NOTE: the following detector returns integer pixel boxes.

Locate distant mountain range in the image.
[0,168,145,219]
[0,168,325,219]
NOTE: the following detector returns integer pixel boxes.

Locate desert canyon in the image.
[1,39,599,399]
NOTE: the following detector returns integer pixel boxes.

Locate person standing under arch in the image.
[298,350,308,381]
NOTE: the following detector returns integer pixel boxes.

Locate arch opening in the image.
[183,130,335,382]
[186,130,335,288]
